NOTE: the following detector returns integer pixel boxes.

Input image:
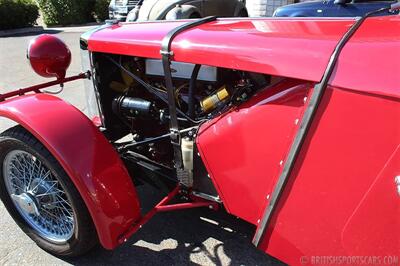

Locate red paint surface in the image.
[197,79,313,224]
[27,34,71,80]
[341,145,400,255]
[330,16,400,99]
[258,86,400,264]
[0,94,141,249]
[185,16,400,263]
[254,17,400,264]
[88,18,354,82]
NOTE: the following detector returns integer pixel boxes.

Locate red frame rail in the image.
[0,72,88,102]
[118,186,220,244]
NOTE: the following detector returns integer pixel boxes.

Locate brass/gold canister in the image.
[200,86,229,112]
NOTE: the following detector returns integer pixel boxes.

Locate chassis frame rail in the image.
[118,186,219,244]
[0,72,88,102]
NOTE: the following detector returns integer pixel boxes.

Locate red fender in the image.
[0,93,141,249]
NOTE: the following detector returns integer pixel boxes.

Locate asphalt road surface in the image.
[0,28,282,266]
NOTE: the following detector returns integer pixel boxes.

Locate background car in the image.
[109,0,248,22]
[273,0,397,17]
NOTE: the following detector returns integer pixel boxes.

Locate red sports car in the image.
[0,6,398,264]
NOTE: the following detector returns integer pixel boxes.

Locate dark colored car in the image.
[109,0,248,22]
[273,0,397,17]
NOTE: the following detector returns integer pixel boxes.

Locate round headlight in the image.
[27,34,71,80]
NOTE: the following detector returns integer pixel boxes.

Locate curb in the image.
[0,22,101,37]
[44,22,102,33]
[0,26,44,37]
[45,22,101,28]
[45,24,101,33]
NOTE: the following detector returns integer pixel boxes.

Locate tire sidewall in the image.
[0,133,90,257]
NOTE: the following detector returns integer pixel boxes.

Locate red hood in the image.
[88,18,355,82]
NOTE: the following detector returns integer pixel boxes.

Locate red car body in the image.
[88,16,400,260]
[0,15,398,264]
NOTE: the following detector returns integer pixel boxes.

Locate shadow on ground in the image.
[64,185,283,266]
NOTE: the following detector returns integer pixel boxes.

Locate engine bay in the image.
[91,53,272,196]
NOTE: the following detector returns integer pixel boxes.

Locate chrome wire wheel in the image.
[3,150,75,243]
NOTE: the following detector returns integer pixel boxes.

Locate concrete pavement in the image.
[0,29,282,266]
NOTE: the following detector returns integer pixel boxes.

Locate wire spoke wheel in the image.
[0,126,97,256]
[3,150,75,243]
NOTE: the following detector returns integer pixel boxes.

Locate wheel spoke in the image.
[40,208,59,220]
[3,150,75,242]
[11,160,28,188]
[35,183,59,197]
[10,163,24,177]
[57,204,73,218]
[9,172,24,189]
[30,170,51,192]
[55,194,72,208]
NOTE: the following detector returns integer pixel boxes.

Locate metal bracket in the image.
[160,50,174,56]
[160,16,217,184]
[0,72,88,102]
[117,186,219,244]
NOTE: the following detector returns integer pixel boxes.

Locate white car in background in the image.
[108,0,248,22]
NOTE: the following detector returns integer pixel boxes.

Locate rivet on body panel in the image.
[395,176,400,196]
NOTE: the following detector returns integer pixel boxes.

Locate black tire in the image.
[189,12,201,18]
[237,9,248,17]
[0,125,98,257]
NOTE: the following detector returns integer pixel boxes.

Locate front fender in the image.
[0,94,141,249]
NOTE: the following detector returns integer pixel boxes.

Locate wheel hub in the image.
[29,178,57,209]
[11,192,40,216]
